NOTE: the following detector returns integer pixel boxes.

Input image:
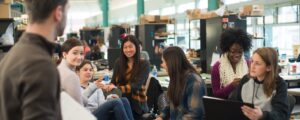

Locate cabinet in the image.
[80,29,104,46]
[246,16,266,53]
[136,24,168,70]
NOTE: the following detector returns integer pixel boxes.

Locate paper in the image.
[60,92,96,120]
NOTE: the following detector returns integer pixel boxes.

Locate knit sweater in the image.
[211,60,250,99]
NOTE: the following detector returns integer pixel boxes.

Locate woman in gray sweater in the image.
[230,48,289,120]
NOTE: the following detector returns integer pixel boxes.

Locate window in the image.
[177,2,195,13]
[118,18,126,23]
[167,24,174,31]
[161,6,176,15]
[247,17,252,25]
[148,9,160,15]
[256,16,273,25]
[198,0,208,9]
[272,25,300,56]
[278,5,298,23]
[177,23,185,30]
[126,16,136,22]
[223,0,250,5]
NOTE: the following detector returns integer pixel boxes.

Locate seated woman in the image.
[229,47,289,120]
[103,35,150,119]
[211,28,252,99]
[156,46,206,120]
[58,38,85,104]
[76,60,134,120]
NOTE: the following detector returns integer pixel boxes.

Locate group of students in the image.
[0,0,291,119]
[56,33,207,120]
[58,28,290,120]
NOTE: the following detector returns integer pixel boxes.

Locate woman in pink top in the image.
[211,28,252,99]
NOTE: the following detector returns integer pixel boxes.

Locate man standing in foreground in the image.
[0,0,69,119]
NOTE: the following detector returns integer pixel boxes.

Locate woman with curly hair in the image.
[211,28,252,99]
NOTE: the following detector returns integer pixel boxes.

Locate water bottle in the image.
[103,72,110,85]
[152,65,158,78]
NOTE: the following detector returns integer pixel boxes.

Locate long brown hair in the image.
[252,47,278,97]
[162,46,196,108]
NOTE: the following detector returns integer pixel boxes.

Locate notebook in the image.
[203,96,254,120]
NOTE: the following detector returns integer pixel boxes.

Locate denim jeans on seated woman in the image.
[92,97,134,120]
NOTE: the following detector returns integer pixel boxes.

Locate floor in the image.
[291,100,300,119]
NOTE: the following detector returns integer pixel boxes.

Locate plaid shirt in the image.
[111,59,150,114]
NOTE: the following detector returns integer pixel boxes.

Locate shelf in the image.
[252,37,264,39]
[154,36,167,40]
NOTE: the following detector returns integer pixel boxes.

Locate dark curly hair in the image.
[220,28,252,54]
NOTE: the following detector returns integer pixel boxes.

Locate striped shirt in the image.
[111,59,150,115]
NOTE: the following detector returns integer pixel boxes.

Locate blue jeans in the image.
[92,97,134,120]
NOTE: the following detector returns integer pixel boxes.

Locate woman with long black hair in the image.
[103,35,150,119]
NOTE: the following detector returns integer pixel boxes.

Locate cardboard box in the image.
[293,45,300,58]
[186,9,201,19]
[0,4,11,18]
[140,15,171,24]
[3,0,13,4]
[241,4,264,16]
[200,11,218,19]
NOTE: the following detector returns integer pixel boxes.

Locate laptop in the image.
[203,96,254,120]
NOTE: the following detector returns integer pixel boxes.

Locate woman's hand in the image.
[155,116,163,120]
[102,84,115,92]
[94,80,105,89]
[232,78,241,86]
[106,84,115,91]
[241,106,263,120]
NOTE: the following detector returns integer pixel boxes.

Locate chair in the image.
[288,93,296,117]
[142,75,164,120]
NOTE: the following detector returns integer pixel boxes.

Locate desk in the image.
[157,68,202,77]
[288,88,300,96]
[281,75,300,87]
[156,73,211,88]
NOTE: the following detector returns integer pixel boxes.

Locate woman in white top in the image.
[76,60,134,120]
[58,38,85,104]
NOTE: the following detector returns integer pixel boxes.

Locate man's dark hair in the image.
[25,0,68,23]
[220,28,252,54]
